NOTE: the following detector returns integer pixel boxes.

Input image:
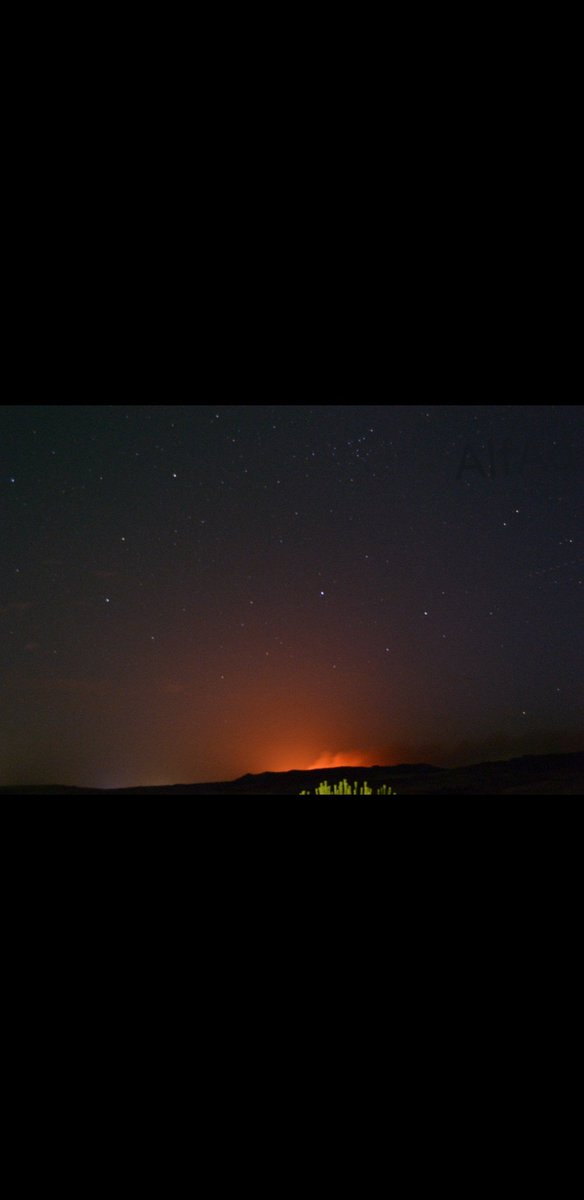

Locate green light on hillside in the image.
[300,779,395,796]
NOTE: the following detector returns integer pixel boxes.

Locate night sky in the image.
[1,404,582,788]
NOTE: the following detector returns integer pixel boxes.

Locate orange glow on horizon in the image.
[259,746,389,774]
[306,750,374,770]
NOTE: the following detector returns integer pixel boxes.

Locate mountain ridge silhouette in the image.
[2,751,583,795]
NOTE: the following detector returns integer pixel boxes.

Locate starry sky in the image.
[1,404,582,788]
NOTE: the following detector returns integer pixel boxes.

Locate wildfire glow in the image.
[257,744,379,775]
[306,750,374,770]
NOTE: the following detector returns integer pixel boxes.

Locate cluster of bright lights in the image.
[300,779,395,796]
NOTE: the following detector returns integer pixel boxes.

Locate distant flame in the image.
[307,750,372,770]
[260,747,376,774]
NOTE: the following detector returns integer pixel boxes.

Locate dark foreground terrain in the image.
[2,752,584,795]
